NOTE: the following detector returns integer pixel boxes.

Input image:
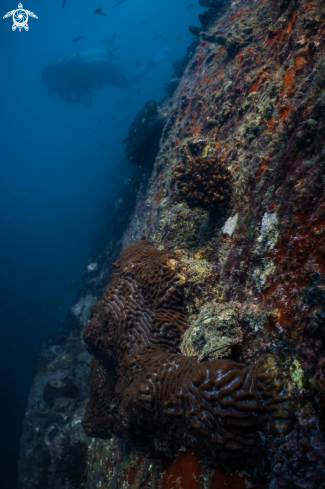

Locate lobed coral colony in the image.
[83,240,291,475]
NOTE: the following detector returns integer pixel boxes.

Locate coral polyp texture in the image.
[83,240,290,467]
[172,155,231,207]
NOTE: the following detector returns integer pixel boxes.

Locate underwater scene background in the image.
[2,0,325,488]
[0,0,203,486]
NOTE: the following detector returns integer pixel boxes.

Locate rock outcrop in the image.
[125,100,166,167]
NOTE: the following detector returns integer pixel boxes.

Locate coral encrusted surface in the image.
[19,0,325,487]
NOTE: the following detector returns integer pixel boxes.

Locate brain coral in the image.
[83,240,291,468]
[172,156,231,207]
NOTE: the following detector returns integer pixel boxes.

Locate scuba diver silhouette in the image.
[41,49,151,104]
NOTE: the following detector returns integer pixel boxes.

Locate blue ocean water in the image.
[0,0,204,486]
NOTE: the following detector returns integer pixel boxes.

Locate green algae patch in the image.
[290,359,305,392]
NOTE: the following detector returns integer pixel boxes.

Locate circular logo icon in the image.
[3,3,38,32]
[13,8,28,30]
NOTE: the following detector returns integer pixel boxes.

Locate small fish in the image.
[153,35,163,38]
[61,0,66,9]
[176,36,182,41]
[136,59,139,69]
[187,4,194,8]
[94,8,106,16]
[73,36,85,42]
[136,89,140,94]
[115,0,126,6]
[108,47,119,57]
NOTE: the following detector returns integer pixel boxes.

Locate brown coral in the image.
[172,156,231,207]
[83,240,290,466]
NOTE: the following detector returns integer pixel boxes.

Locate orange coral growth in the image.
[249,70,269,94]
[264,118,275,134]
[286,13,297,33]
[278,70,295,99]
[155,186,164,205]
[266,14,297,45]
[267,118,274,128]
[200,75,209,87]
[210,466,259,489]
[265,34,277,46]
[295,49,311,70]
[261,230,307,333]
[265,30,283,45]
[162,450,201,489]
[301,1,315,12]
[279,105,294,122]
[214,47,226,62]
[255,156,270,178]
[208,74,219,84]
[174,138,181,148]
[236,50,245,63]
[261,207,325,339]
[228,8,244,23]
[196,48,206,69]
[192,124,200,136]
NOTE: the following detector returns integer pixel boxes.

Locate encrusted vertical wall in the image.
[19,0,325,487]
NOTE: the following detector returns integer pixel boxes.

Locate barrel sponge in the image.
[82,240,291,463]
